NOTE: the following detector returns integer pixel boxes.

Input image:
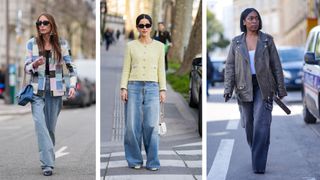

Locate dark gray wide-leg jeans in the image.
[238,84,273,173]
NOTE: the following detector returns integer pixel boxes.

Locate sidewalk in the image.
[0,99,31,116]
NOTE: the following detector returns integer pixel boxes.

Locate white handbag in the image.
[159,103,167,136]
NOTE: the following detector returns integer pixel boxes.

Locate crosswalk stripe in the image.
[207,139,234,180]
[107,150,176,157]
[101,154,110,158]
[185,160,202,168]
[175,150,202,156]
[101,162,108,169]
[107,159,186,168]
[104,175,197,180]
[174,142,202,147]
[226,120,239,130]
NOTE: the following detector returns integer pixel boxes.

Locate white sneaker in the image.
[132,165,142,169]
[148,167,159,171]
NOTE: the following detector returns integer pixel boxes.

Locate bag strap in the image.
[160,102,165,123]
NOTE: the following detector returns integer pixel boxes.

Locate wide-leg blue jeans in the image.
[124,81,160,169]
[31,78,62,169]
[238,84,273,172]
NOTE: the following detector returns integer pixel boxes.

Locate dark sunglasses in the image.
[137,24,152,29]
[36,20,50,26]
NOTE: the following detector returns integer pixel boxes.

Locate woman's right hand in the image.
[33,56,45,69]
[121,89,128,102]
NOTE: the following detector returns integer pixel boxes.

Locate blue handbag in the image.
[17,72,34,106]
[17,84,34,106]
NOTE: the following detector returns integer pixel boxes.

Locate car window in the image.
[314,32,320,59]
[278,48,304,63]
[307,32,315,52]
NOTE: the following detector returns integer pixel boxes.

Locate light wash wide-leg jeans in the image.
[124,81,160,169]
[31,78,62,169]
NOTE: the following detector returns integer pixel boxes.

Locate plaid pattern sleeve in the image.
[25,38,38,74]
[61,39,77,88]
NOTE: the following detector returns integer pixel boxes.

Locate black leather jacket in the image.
[224,31,287,102]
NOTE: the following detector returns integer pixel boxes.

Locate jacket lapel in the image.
[238,33,250,63]
[255,31,268,60]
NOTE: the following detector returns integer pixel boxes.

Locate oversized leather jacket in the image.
[224,31,287,102]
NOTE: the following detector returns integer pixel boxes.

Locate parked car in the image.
[302,25,320,123]
[74,59,96,105]
[189,55,202,136]
[210,56,225,86]
[63,77,91,107]
[277,47,304,89]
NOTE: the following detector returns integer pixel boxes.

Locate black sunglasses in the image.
[137,24,152,29]
[36,20,50,26]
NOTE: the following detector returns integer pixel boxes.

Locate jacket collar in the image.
[236,31,269,62]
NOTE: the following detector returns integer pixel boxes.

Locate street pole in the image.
[4,0,10,104]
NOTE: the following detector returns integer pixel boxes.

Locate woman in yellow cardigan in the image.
[120,14,166,171]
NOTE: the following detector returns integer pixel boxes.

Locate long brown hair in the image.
[35,13,62,62]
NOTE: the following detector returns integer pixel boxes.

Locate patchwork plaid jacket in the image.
[25,37,77,97]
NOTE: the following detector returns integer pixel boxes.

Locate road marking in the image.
[107,159,186,168]
[101,154,110,158]
[174,142,202,147]
[110,150,176,157]
[185,160,202,168]
[207,132,229,136]
[56,146,70,158]
[104,175,197,180]
[226,120,239,130]
[175,150,202,156]
[101,162,108,169]
[207,139,234,180]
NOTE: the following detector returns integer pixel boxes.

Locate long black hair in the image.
[136,14,152,26]
[240,8,262,33]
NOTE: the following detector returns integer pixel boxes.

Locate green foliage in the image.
[207,9,230,52]
[167,62,190,99]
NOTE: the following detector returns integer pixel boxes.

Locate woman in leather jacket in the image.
[224,8,287,174]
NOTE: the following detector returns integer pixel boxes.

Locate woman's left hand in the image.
[160,91,166,103]
[68,88,76,99]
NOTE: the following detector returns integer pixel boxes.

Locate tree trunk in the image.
[168,0,186,63]
[176,0,202,75]
[168,0,194,63]
[151,0,161,33]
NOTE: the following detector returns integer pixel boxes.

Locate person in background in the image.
[128,30,135,40]
[224,8,287,174]
[153,22,172,71]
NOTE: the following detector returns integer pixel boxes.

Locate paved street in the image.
[100,37,202,180]
[207,83,320,180]
[0,105,95,180]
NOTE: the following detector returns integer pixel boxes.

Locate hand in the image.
[33,56,45,68]
[160,91,166,103]
[121,89,128,102]
[278,95,285,100]
[224,93,231,102]
[68,88,76,99]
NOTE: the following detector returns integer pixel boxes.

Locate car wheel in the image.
[189,79,197,108]
[198,90,202,137]
[303,96,317,124]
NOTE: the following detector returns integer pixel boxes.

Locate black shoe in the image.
[43,167,53,176]
[254,170,265,174]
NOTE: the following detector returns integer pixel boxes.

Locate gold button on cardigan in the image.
[120,40,167,91]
